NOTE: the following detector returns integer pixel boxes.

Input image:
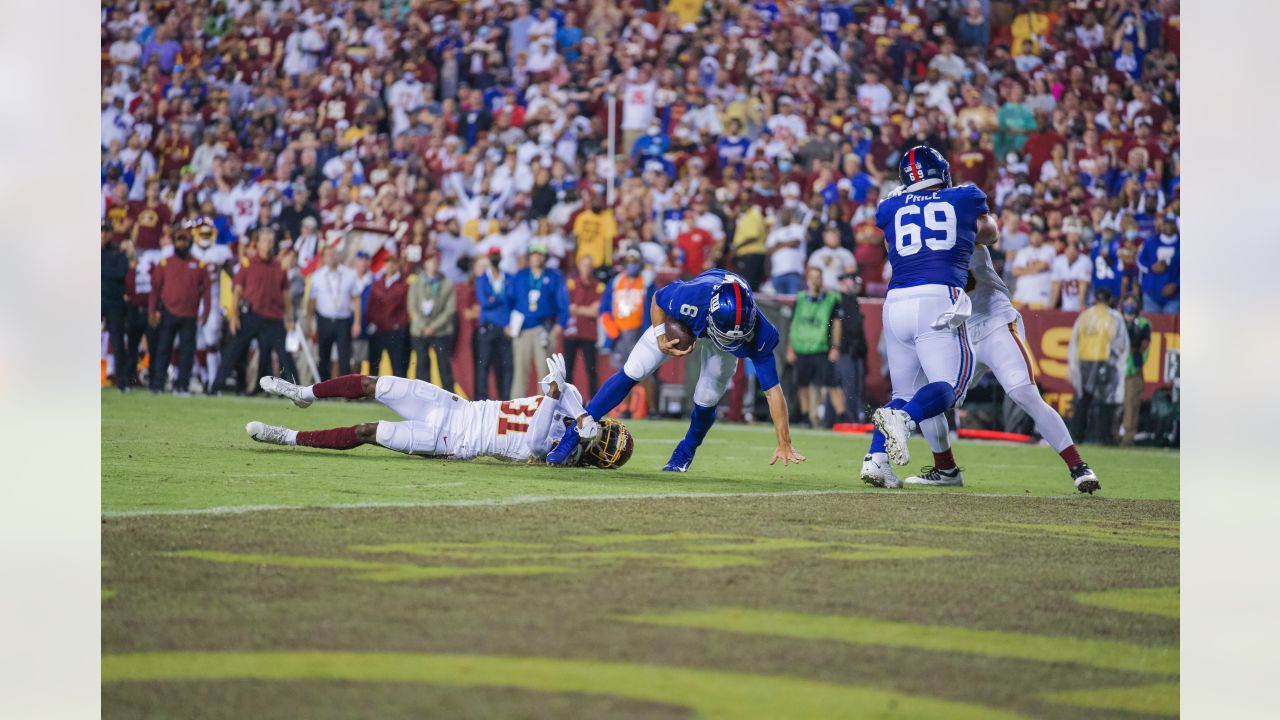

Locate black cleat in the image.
[1071,463,1101,494]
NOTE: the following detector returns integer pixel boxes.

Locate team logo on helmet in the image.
[898,145,952,193]
[706,275,757,351]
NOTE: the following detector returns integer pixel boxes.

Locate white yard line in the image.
[102,489,1084,519]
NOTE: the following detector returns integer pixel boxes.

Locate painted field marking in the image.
[168,550,574,583]
[914,522,1179,549]
[1038,683,1178,717]
[1074,587,1179,619]
[621,608,1179,676]
[102,489,1092,518]
[102,651,1029,720]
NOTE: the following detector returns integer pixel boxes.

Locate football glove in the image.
[538,352,568,396]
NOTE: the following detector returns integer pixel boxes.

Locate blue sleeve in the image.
[555,273,570,327]
[477,275,496,309]
[642,283,656,327]
[964,184,990,216]
[654,281,680,319]
[747,315,781,391]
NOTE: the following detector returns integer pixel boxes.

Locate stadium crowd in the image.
[100,0,1181,444]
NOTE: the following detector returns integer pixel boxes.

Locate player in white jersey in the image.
[188,218,235,386]
[861,245,1101,493]
[244,354,634,469]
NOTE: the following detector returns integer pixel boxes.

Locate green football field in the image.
[102,391,1180,719]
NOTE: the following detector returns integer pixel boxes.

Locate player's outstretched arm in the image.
[764,384,806,466]
[976,213,1000,246]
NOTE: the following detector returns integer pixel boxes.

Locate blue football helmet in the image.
[898,145,952,192]
[706,275,758,351]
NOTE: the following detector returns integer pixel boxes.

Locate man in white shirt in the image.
[386,68,426,137]
[765,207,807,295]
[1011,230,1057,308]
[620,66,657,154]
[307,245,363,380]
[1051,238,1093,311]
[856,68,893,124]
[806,224,857,293]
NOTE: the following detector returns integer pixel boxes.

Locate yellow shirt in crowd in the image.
[573,208,618,267]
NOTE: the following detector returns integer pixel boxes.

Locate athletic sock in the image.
[681,403,717,451]
[932,449,957,471]
[1059,445,1084,468]
[310,374,365,400]
[901,381,957,424]
[295,425,361,450]
[868,398,907,455]
[585,371,638,420]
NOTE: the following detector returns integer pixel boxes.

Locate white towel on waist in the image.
[931,289,973,330]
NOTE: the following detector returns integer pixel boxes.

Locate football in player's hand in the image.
[663,319,695,352]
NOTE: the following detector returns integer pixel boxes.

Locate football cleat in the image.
[259,375,313,408]
[246,421,293,445]
[872,408,916,466]
[662,441,696,472]
[905,466,964,487]
[546,424,581,465]
[860,453,900,489]
[1071,463,1101,494]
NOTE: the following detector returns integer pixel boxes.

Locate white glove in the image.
[539,352,568,395]
[578,415,601,440]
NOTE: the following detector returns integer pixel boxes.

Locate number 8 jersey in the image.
[877,184,989,290]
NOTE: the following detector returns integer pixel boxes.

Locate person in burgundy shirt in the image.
[129,181,172,252]
[210,228,297,393]
[366,253,411,377]
[563,253,604,396]
[148,223,211,394]
[951,133,997,197]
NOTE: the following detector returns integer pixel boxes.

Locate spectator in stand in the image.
[563,254,603,397]
[956,1,990,51]
[130,181,171,252]
[210,228,296,393]
[508,242,569,396]
[787,266,846,429]
[572,192,617,271]
[1051,237,1093,312]
[1120,295,1152,447]
[730,198,768,289]
[474,248,513,400]
[366,254,410,378]
[1068,288,1130,445]
[674,213,719,281]
[1011,228,1055,308]
[808,224,857,294]
[307,245,362,382]
[765,207,806,295]
[1091,225,1125,302]
[600,249,656,417]
[148,223,210,394]
[1138,214,1180,313]
[408,251,456,392]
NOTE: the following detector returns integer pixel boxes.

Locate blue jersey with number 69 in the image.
[877,184,989,290]
[654,269,782,388]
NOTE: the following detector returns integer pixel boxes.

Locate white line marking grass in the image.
[103,489,1085,519]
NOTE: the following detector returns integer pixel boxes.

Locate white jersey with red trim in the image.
[965,245,1019,342]
[452,391,580,462]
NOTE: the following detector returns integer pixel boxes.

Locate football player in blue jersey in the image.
[864,145,1000,472]
[547,269,805,471]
